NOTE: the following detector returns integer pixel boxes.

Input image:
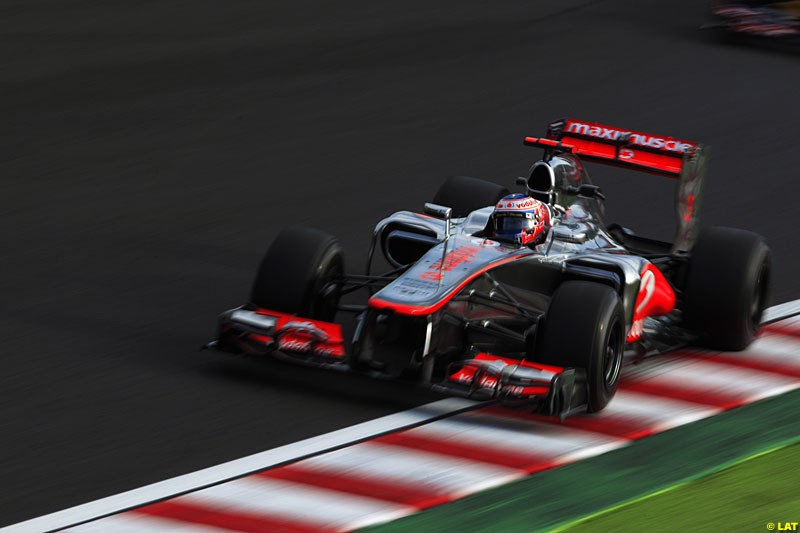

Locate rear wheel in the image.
[537,281,624,413]
[432,176,509,218]
[250,226,344,322]
[683,226,771,351]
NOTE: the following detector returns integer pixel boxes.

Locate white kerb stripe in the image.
[408,414,624,457]
[299,441,523,496]
[600,389,721,430]
[746,335,800,364]
[182,477,414,531]
[627,357,800,401]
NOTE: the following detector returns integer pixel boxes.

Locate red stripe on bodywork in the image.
[259,465,449,509]
[368,253,532,316]
[375,431,557,474]
[248,333,272,344]
[134,500,331,533]
[628,262,676,342]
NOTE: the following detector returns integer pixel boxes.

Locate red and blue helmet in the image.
[491,193,551,245]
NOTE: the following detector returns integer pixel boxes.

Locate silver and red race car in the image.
[208,119,771,418]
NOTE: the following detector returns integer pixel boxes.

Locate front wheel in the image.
[250,226,344,322]
[536,281,624,413]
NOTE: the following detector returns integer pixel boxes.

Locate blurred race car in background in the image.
[707,0,800,42]
[207,119,771,418]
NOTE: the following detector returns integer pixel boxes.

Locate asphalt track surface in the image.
[2,0,799,526]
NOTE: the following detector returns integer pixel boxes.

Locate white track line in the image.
[66,514,231,533]
[764,300,800,322]
[2,398,479,533]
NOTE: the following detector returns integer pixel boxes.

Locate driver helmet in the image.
[491,193,551,246]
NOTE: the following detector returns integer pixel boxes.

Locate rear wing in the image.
[525,118,709,253]
[525,118,700,178]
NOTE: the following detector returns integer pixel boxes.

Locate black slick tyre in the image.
[683,226,771,351]
[432,176,509,218]
[250,226,344,322]
[537,281,624,413]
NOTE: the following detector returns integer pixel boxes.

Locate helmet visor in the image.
[494,214,535,234]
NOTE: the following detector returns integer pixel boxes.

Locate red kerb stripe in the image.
[375,430,557,474]
[478,406,653,440]
[762,323,800,340]
[682,352,800,379]
[531,413,655,440]
[618,379,746,410]
[134,500,331,533]
[258,465,449,509]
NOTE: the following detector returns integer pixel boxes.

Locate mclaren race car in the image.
[208,119,772,418]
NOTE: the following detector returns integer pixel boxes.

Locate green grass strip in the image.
[557,442,800,532]
[362,388,800,533]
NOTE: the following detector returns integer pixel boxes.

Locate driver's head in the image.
[491,193,551,246]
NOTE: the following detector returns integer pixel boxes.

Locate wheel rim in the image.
[311,255,344,321]
[603,319,623,390]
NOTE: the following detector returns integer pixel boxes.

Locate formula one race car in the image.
[208,119,772,417]
[707,0,800,43]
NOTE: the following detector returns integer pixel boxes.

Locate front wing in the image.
[211,307,347,365]
[436,353,585,419]
[209,307,587,418]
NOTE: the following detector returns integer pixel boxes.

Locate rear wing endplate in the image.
[525,118,709,253]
